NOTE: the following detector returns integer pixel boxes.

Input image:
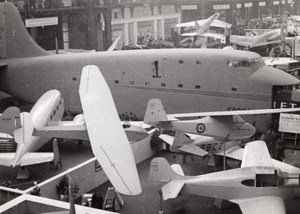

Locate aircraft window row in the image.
[115,80,119,84]
[178,84,183,88]
[145,82,150,86]
[50,99,62,121]
[195,85,200,89]
[232,87,237,92]
[72,77,77,81]
[179,60,184,64]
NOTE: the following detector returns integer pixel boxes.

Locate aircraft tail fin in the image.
[144,99,169,125]
[148,157,184,182]
[0,2,49,59]
[0,107,21,135]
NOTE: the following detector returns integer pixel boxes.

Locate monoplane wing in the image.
[231,196,286,214]
[79,65,141,195]
[168,107,300,119]
[176,19,231,29]
[241,141,273,168]
[215,145,244,160]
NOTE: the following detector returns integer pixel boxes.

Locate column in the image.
[124,22,129,46]
[133,22,138,45]
[161,19,165,41]
[153,20,158,40]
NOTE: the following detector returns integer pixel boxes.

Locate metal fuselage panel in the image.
[1,49,296,130]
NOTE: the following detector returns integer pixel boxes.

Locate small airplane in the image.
[144,98,300,159]
[0,65,143,196]
[177,13,221,37]
[149,140,300,214]
[144,98,300,141]
[176,13,231,35]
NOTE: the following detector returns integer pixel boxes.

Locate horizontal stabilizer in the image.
[179,143,208,157]
[148,158,183,182]
[0,107,21,135]
[159,134,174,146]
[241,141,273,168]
[79,65,141,195]
[34,124,88,141]
[162,179,185,201]
[171,164,185,176]
[231,196,285,214]
[0,152,53,167]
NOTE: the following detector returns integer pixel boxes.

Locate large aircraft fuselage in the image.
[0,49,298,131]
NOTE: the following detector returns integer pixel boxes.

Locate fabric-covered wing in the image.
[231,196,286,214]
[79,65,141,196]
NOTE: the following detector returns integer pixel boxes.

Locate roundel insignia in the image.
[196,123,206,133]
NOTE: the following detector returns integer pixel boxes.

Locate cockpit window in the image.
[227,57,265,69]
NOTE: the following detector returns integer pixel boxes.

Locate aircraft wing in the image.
[230,35,254,47]
[272,159,300,174]
[179,143,208,156]
[181,32,197,37]
[215,145,244,160]
[162,179,185,201]
[79,65,141,196]
[263,57,299,66]
[0,152,53,167]
[241,141,273,168]
[168,107,300,119]
[231,196,285,214]
[176,19,231,29]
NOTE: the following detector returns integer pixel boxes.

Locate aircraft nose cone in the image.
[249,65,299,86]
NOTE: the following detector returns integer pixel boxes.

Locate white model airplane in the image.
[149,140,300,214]
[144,98,300,159]
[0,65,142,196]
[177,13,221,37]
[176,13,231,33]
[0,90,64,168]
[144,99,300,140]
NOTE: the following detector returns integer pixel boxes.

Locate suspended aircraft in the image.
[0,65,143,196]
[0,2,299,133]
[149,140,300,214]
